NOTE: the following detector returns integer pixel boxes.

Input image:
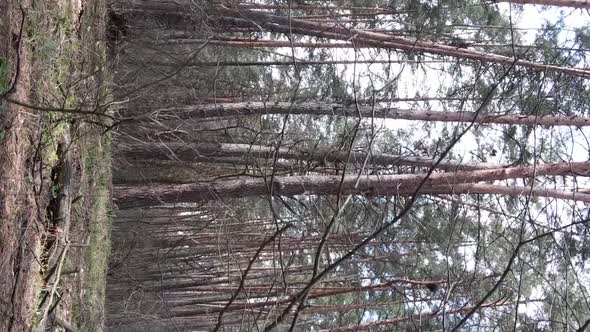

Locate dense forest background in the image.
[104,0,590,331]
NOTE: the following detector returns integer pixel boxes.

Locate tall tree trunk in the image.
[153,39,369,48]
[156,38,587,55]
[132,59,448,67]
[322,301,512,332]
[214,7,590,78]
[146,102,590,127]
[114,161,590,208]
[408,183,590,202]
[117,142,502,171]
[497,0,590,8]
[236,4,398,12]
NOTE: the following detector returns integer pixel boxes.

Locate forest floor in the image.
[0,0,112,330]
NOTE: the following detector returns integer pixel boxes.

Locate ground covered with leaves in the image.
[0,0,112,330]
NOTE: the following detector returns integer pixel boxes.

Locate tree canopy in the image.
[106,1,590,331]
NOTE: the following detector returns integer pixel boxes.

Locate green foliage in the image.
[0,56,8,94]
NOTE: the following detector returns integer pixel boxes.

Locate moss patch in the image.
[72,129,112,330]
[0,56,7,128]
[0,57,8,92]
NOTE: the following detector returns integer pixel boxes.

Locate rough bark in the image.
[150,102,590,127]
[117,142,502,171]
[114,161,590,208]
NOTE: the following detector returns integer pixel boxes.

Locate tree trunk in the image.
[214,7,590,78]
[114,161,590,208]
[408,183,590,202]
[153,39,365,48]
[133,59,448,67]
[497,0,590,8]
[236,4,398,12]
[156,38,588,55]
[321,301,511,332]
[117,142,502,172]
[148,102,590,127]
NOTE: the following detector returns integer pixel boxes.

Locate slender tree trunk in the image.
[156,38,589,56]
[403,183,590,202]
[496,0,590,8]
[117,142,502,172]
[236,4,398,12]
[148,102,590,127]
[133,59,448,67]
[214,7,590,78]
[154,39,365,48]
[321,301,512,332]
[114,161,590,208]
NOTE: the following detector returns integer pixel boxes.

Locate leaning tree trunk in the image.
[142,102,590,127]
[323,301,511,332]
[114,161,590,208]
[214,7,590,78]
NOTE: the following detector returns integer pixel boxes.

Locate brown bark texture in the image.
[150,102,590,127]
[117,142,502,171]
[114,161,590,208]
